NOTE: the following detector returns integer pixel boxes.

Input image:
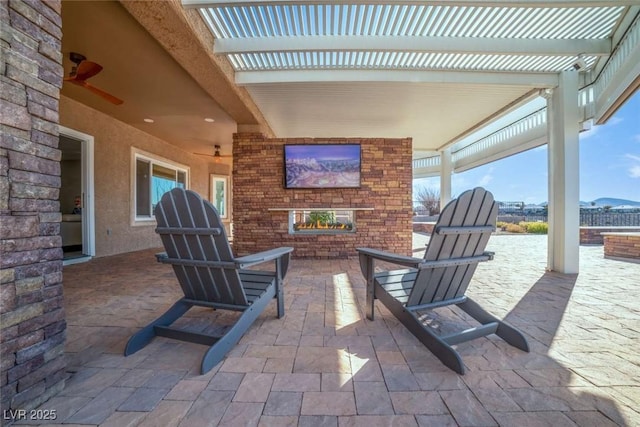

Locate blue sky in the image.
[415,90,640,204]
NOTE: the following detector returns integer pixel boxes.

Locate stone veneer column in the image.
[1,0,67,418]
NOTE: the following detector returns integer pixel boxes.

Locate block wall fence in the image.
[232,134,413,259]
[579,226,640,245]
[1,0,67,419]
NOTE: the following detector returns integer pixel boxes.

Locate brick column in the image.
[1,0,67,419]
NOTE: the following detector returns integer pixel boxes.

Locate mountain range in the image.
[580,197,640,207]
[531,198,640,207]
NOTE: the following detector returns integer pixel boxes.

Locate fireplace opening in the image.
[290,210,355,234]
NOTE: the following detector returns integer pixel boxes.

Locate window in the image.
[210,175,229,219]
[133,151,188,221]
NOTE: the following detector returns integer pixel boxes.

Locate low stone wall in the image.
[603,233,640,262]
[412,225,640,244]
[580,227,640,245]
[413,222,435,234]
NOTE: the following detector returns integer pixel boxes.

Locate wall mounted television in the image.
[284,144,361,189]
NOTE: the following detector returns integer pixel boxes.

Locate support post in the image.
[440,149,452,209]
[545,71,580,274]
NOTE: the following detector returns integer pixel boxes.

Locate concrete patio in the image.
[16,234,640,426]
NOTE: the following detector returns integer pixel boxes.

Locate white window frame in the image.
[59,125,96,260]
[131,148,189,224]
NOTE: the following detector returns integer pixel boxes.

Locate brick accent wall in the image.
[413,222,436,234]
[1,0,67,419]
[603,233,640,262]
[580,227,640,245]
[232,134,413,258]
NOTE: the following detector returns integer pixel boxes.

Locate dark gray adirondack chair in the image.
[124,188,293,374]
[357,187,528,374]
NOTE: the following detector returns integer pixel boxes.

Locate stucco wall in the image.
[59,96,230,257]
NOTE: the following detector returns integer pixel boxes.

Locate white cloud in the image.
[478,173,493,187]
[626,154,640,178]
[580,116,623,140]
[580,125,600,140]
[477,167,494,187]
[609,116,624,126]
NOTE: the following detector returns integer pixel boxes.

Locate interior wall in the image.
[59,96,229,257]
[232,134,413,258]
[60,159,81,214]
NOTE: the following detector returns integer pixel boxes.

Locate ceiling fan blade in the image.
[73,60,103,81]
[194,152,232,158]
[81,81,124,105]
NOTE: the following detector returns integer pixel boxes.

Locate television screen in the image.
[284,144,361,189]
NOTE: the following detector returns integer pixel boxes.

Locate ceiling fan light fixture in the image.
[194,144,231,162]
[69,52,86,67]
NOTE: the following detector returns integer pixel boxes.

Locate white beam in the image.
[594,15,640,124]
[440,149,452,208]
[184,0,640,8]
[454,134,546,173]
[215,35,610,56]
[612,6,640,48]
[546,71,580,274]
[236,69,559,87]
[438,89,542,151]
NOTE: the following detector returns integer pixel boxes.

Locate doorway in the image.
[59,127,95,264]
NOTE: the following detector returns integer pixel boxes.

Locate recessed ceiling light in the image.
[143,118,154,123]
[204,118,215,122]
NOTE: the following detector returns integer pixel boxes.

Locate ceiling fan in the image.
[64,52,124,105]
[195,145,232,162]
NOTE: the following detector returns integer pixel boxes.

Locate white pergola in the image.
[183,0,640,273]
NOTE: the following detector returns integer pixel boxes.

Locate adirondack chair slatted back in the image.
[407,187,497,306]
[155,188,248,306]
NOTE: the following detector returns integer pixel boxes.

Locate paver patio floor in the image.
[16,234,640,426]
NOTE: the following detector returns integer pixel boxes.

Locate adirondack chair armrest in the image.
[356,248,424,269]
[418,252,495,269]
[235,247,294,268]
